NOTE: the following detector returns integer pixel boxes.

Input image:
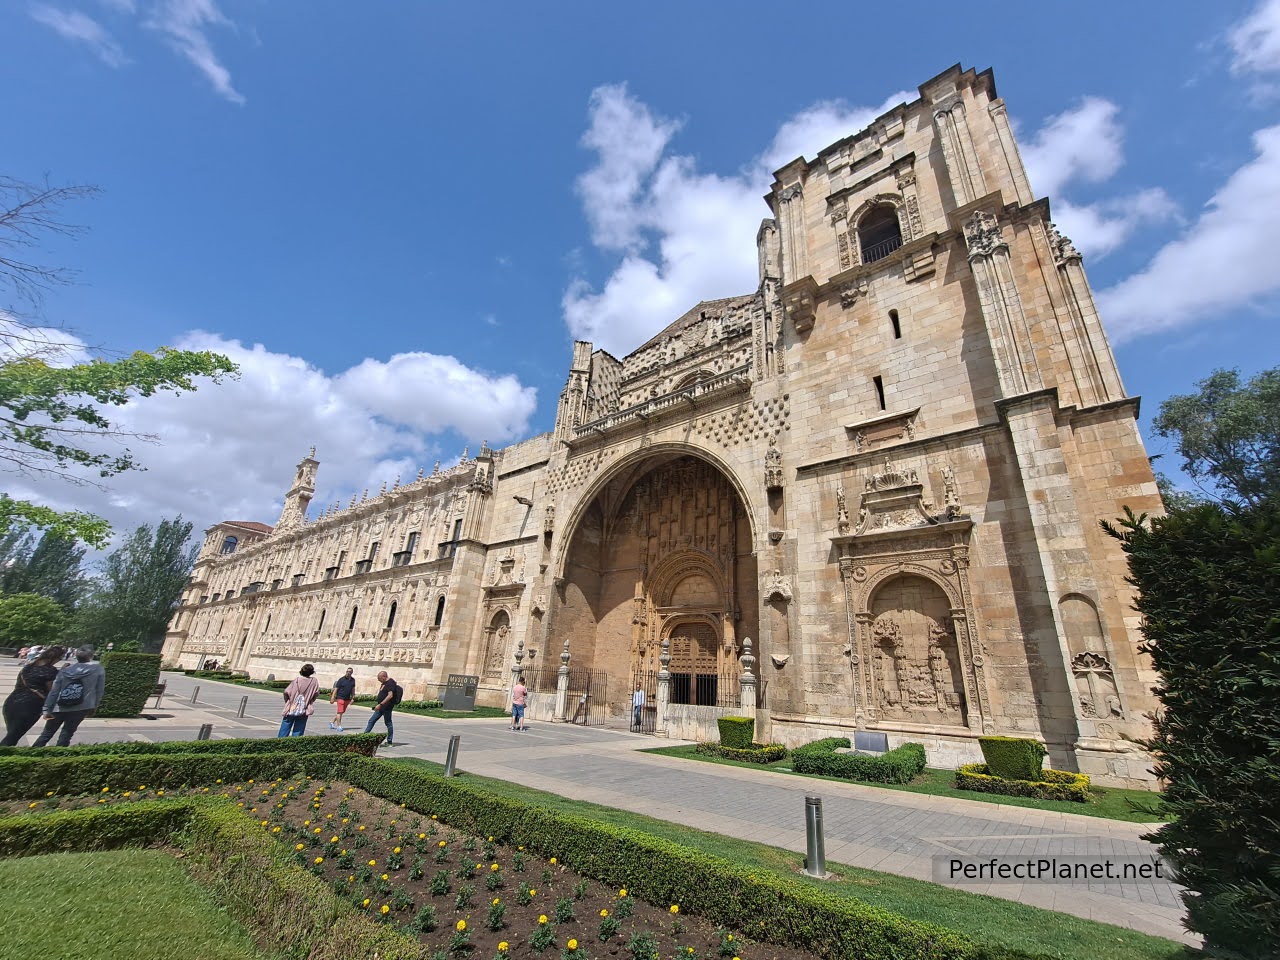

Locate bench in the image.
[150,681,167,708]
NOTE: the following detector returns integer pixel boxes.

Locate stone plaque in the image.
[854,730,890,754]
[442,674,479,711]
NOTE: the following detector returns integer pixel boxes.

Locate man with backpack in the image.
[33,645,106,747]
[363,670,401,746]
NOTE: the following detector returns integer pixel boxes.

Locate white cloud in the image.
[1021,97,1177,259]
[1098,124,1280,342]
[1230,0,1280,76]
[5,333,537,546]
[145,0,244,104]
[29,5,129,67]
[563,87,909,356]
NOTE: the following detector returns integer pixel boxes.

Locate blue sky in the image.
[3,0,1279,543]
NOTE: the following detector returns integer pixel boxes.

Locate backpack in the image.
[288,692,308,716]
[57,676,86,707]
[390,683,404,706]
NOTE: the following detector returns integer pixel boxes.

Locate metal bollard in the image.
[443,734,461,777]
[803,795,827,878]
[197,723,213,741]
[190,685,200,704]
[237,696,248,718]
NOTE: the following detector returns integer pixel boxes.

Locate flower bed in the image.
[9,780,812,960]
[955,764,1091,803]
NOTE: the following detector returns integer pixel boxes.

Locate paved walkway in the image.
[0,664,1194,945]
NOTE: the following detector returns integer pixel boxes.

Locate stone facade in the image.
[163,65,1163,787]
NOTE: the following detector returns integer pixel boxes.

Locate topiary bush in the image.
[695,742,786,764]
[1107,502,1280,956]
[97,652,162,718]
[716,716,755,749]
[955,764,1090,803]
[978,737,1046,781]
[0,731,384,759]
[790,738,926,784]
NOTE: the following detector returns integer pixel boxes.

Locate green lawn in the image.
[391,757,1193,960]
[0,849,268,960]
[642,744,1167,823]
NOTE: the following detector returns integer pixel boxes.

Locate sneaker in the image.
[336,726,344,732]
[328,722,336,730]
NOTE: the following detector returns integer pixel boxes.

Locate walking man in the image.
[510,674,527,731]
[363,670,400,745]
[631,683,646,730]
[329,667,356,731]
[33,645,105,747]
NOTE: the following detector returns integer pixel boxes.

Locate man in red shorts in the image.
[329,667,356,731]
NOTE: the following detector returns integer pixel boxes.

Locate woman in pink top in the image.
[510,675,527,731]
[278,663,321,737]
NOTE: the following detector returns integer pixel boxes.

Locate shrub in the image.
[1107,502,1280,955]
[978,737,1046,781]
[95,652,162,718]
[955,764,1090,803]
[0,731,384,759]
[790,738,926,784]
[695,742,786,764]
[715,716,755,750]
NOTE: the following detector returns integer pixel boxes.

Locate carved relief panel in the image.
[869,577,968,725]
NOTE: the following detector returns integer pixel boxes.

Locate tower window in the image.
[889,309,902,339]
[220,535,238,555]
[317,609,326,632]
[386,601,398,630]
[348,606,358,630]
[858,204,902,264]
[873,375,886,410]
[434,595,446,627]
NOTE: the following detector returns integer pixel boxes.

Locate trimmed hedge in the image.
[0,750,350,801]
[956,764,1090,803]
[0,799,427,959]
[340,757,994,960]
[790,737,927,784]
[97,652,162,718]
[978,737,1046,781]
[716,715,755,749]
[0,731,385,759]
[696,741,787,764]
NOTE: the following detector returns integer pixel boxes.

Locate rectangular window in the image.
[873,374,886,410]
[271,579,283,591]
[323,567,339,581]
[354,559,372,575]
[291,573,303,588]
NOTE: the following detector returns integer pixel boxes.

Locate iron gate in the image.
[523,664,608,726]
[630,670,658,734]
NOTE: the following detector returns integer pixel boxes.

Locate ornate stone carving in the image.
[764,438,783,491]
[1047,221,1082,265]
[762,569,793,604]
[865,463,920,492]
[839,277,868,309]
[940,464,965,520]
[1072,651,1123,720]
[963,210,1005,260]
[544,504,555,536]
[836,488,851,535]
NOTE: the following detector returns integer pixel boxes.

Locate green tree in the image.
[0,591,67,649]
[72,517,197,651]
[0,531,86,611]
[1,175,237,547]
[1152,367,1280,505]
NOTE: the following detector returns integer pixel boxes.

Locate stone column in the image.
[932,97,986,205]
[553,638,570,722]
[1049,225,1125,404]
[738,636,757,713]
[777,184,808,284]
[987,99,1034,205]
[964,210,1042,397]
[656,638,671,737]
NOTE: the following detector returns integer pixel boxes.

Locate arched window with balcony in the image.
[857,203,903,264]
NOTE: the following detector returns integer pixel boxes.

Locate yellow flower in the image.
[380,905,390,915]
[456,920,467,932]
[400,803,406,808]
[261,820,269,827]
[139,785,146,790]
[438,841,447,848]
[330,836,339,843]
[295,843,305,851]
[491,863,500,872]
[498,943,509,952]
[303,819,311,825]
[368,860,377,867]
[686,949,694,955]
[393,847,401,853]
[215,779,222,783]
[726,935,733,942]
[362,898,371,908]
[599,909,609,918]
[381,874,389,881]
[272,827,281,833]
[390,820,396,825]
[537,915,548,925]
[341,817,349,824]
[618,888,627,897]
[529,889,536,896]
[123,791,132,798]
[101,787,109,793]
[550,857,557,865]
[487,836,494,842]
[27,802,36,809]
[314,857,324,864]
[670,904,680,914]
[358,825,366,831]
[418,833,426,839]
[431,814,438,820]
[517,846,524,851]
[568,940,578,950]
[313,828,322,834]
[492,898,500,905]
[347,875,354,883]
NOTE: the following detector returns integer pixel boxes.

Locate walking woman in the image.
[1,645,66,746]
[278,663,321,737]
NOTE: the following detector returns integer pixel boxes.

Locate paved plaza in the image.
[0,664,1194,945]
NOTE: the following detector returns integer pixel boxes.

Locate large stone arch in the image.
[549,447,760,719]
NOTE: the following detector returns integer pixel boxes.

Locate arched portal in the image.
[556,453,758,719]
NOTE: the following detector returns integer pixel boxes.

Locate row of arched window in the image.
[305,596,444,636]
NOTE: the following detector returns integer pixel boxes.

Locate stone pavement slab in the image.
[0,664,1195,945]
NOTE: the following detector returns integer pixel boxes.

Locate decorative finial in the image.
[379,481,386,496]
[416,467,425,481]
[308,445,316,459]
